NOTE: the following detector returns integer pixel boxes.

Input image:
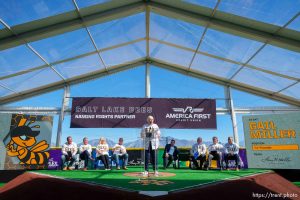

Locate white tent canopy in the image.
[0,0,300,106]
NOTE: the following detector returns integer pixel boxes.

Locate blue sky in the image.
[0,0,298,147]
[6,65,288,147]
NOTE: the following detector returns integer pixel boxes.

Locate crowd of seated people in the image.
[189,136,240,171]
[61,135,240,171]
[61,136,128,171]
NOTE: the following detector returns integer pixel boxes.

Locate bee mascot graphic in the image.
[5,118,50,166]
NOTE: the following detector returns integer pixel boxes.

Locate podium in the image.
[141,133,159,177]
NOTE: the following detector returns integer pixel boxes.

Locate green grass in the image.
[293,182,300,187]
[0,183,5,188]
[35,167,268,192]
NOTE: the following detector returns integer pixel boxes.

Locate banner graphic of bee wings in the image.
[0,114,53,170]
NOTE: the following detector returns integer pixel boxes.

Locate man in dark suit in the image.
[163,139,179,169]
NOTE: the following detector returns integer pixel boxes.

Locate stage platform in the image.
[16,167,268,192]
[1,167,300,200]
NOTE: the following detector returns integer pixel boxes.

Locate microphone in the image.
[146,126,153,138]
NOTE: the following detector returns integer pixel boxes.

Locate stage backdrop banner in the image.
[71,97,216,129]
[0,114,53,170]
[243,112,300,169]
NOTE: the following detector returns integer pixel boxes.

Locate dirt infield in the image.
[0,171,299,200]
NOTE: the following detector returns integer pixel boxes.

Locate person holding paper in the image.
[61,136,78,170]
[190,137,207,170]
[79,137,93,171]
[95,137,110,170]
[112,138,128,170]
[224,136,240,171]
[207,136,223,170]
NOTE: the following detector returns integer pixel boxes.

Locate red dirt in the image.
[0,172,299,200]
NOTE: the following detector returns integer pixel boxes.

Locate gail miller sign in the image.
[70,97,216,129]
[243,112,300,169]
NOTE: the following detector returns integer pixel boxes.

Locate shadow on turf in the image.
[0,170,25,183]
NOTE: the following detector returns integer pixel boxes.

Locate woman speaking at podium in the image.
[140,115,161,177]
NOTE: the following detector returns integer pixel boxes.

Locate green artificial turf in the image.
[35,167,268,192]
[293,182,300,187]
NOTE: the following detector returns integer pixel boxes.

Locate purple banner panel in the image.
[226,149,248,169]
[47,149,62,170]
[71,97,216,129]
[47,149,248,170]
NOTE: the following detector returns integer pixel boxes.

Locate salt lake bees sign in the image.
[0,114,53,170]
[71,97,216,129]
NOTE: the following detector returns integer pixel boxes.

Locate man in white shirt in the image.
[190,137,207,170]
[79,137,93,171]
[112,138,128,170]
[224,136,240,171]
[140,115,161,177]
[207,136,223,170]
[61,136,78,170]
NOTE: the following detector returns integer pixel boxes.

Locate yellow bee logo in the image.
[6,118,50,165]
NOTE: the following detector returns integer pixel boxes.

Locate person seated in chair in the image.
[79,137,93,171]
[190,137,207,170]
[95,137,110,170]
[61,136,78,170]
[112,138,128,170]
[224,136,240,171]
[207,136,223,170]
[163,139,179,169]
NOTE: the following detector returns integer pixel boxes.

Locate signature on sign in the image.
[261,156,291,163]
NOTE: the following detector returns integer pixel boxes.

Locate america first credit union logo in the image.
[166,106,211,122]
[172,106,204,113]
